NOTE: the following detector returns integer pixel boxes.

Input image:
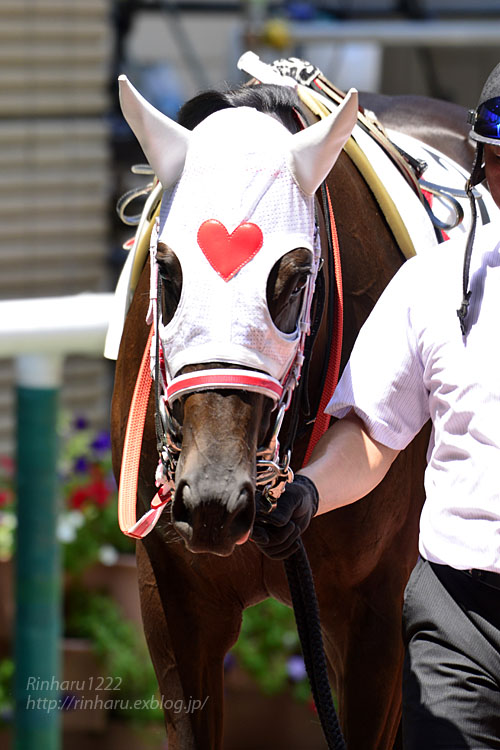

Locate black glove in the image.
[251,474,319,560]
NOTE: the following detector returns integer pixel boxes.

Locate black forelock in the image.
[176,83,304,134]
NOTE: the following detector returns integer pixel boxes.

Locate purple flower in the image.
[91,430,111,453]
[73,416,88,430]
[286,655,307,682]
[224,652,236,672]
[74,456,89,473]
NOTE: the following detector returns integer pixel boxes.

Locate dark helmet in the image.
[469,62,500,147]
[467,63,500,188]
[458,62,500,334]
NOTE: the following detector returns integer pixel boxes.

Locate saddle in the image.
[239,53,470,257]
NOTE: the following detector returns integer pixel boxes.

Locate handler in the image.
[252,62,500,748]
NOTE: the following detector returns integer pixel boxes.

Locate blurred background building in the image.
[0,2,500,749]
[0,0,112,453]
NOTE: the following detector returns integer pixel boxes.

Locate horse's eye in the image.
[291,275,309,297]
[267,248,313,333]
[157,260,172,282]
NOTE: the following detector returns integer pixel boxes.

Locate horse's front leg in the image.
[137,533,264,750]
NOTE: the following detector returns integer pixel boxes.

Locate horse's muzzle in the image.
[171,478,255,556]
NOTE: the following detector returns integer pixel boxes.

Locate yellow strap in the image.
[297,85,332,120]
[129,203,161,294]
[297,85,417,260]
[343,138,416,260]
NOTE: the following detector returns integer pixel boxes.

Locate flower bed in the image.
[0,416,135,573]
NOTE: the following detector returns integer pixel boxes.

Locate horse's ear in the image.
[288,88,358,195]
[118,75,191,188]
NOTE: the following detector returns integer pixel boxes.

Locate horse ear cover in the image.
[119,74,357,195]
[287,88,359,195]
[118,75,191,188]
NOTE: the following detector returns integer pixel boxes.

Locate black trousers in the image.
[402,557,500,749]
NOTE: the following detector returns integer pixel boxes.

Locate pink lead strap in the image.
[117,325,172,539]
[123,488,171,539]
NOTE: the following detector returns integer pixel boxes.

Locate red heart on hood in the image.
[197,219,264,281]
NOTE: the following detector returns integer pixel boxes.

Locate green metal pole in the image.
[14,354,63,750]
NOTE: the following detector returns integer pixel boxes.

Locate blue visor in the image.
[472,96,500,141]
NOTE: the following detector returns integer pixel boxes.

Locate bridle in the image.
[117,111,342,541]
[155,377,294,513]
[151,218,323,512]
[117,183,339,543]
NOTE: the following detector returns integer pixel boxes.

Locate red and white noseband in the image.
[165,368,283,405]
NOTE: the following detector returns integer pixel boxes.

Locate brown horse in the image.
[111,81,475,749]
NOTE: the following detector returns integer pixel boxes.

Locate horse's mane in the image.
[177,83,303,134]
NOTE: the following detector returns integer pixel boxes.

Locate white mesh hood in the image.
[155,106,318,381]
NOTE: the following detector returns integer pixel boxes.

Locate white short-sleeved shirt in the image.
[326,222,500,573]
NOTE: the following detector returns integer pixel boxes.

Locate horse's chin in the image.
[176,521,249,557]
[183,538,237,557]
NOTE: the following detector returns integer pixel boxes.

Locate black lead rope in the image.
[457,183,477,336]
[281,185,346,749]
[285,542,347,750]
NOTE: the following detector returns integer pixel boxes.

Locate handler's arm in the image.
[299,410,400,514]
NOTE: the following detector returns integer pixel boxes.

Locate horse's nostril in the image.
[172,482,194,528]
[230,495,255,542]
[182,483,193,506]
[171,478,255,552]
[228,485,251,513]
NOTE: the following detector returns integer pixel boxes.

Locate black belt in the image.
[463,568,500,592]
